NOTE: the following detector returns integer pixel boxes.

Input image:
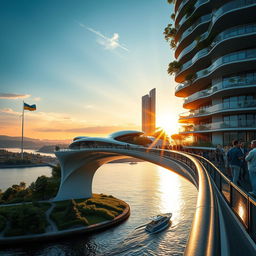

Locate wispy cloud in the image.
[78,22,129,52]
[0,108,20,115]
[33,97,41,101]
[0,93,30,99]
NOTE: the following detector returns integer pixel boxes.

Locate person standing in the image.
[245,140,256,197]
[239,141,249,181]
[227,140,243,185]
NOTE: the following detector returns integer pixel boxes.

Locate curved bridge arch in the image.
[54,148,197,201]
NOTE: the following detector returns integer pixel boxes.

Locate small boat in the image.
[145,213,172,233]
[129,162,137,165]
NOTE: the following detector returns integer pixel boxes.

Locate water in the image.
[0,147,55,157]
[0,166,52,190]
[0,162,197,255]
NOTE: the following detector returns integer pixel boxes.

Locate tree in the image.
[30,176,48,200]
[52,164,61,179]
[167,61,182,75]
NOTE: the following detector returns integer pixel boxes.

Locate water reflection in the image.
[157,166,181,222]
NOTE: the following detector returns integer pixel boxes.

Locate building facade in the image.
[171,0,256,147]
[142,88,156,135]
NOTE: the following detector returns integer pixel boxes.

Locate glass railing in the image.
[179,100,256,119]
[196,49,256,80]
[180,119,256,132]
[178,14,211,43]
[184,80,256,105]
[211,0,256,24]
[178,23,256,74]
[178,0,209,28]
[177,0,256,56]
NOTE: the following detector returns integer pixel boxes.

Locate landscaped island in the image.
[0,194,129,244]
[0,165,130,244]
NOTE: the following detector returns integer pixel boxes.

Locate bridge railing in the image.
[187,154,256,244]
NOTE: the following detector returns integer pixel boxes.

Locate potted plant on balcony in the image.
[167,61,182,75]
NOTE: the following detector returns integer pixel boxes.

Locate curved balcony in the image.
[175,48,256,97]
[176,24,256,80]
[175,14,211,57]
[179,120,256,133]
[179,100,256,121]
[183,81,256,109]
[175,0,195,26]
[177,14,211,44]
[175,0,210,39]
[176,0,256,59]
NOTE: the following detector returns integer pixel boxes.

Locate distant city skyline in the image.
[0,0,182,140]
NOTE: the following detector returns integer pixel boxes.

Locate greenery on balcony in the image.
[167,60,182,75]
[163,23,177,49]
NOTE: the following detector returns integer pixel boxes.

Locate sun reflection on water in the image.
[156,166,183,223]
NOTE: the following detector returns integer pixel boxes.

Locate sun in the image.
[156,114,179,136]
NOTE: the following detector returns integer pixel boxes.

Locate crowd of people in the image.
[187,140,256,197]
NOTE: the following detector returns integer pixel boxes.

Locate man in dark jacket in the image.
[227,140,243,185]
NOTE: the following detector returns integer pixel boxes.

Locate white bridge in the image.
[54,131,256,256]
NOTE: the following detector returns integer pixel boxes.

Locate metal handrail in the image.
[189,152,256,244]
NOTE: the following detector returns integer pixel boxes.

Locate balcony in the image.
[183,80,256,107]
[177,23,256,76]
[176,0,256,59]
[179,100,256,120]
[180,120,256,133]
[176,0,209,30]
[175,48,256,95]
[177,14,211,43]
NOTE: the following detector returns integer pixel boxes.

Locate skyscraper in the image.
[169,0,256,147]
[142,88,156,135]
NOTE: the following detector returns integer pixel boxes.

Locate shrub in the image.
[167,61,182,75]
[3,205,48,236]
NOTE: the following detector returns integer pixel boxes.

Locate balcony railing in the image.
[177,0,256,59]
[176,49,256,93]
[178,24,256,75]
[179,100,256,119]
[179,119,256,132]
[184,80,256,105]
[178,14,211,43]
[177,0,209,29]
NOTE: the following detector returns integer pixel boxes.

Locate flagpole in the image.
[21,100,24,160]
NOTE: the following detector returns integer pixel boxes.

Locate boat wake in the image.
[101,221,172,256]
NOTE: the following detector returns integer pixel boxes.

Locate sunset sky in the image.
[0,0,183,140]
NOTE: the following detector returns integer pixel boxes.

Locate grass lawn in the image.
[51,194,127,230]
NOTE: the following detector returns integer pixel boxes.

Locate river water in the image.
[0,161,197,256]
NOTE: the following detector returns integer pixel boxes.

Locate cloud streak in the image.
[78,22,129,52]
[0,93,30,99]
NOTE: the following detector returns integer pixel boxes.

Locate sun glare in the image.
[156,114,179,136]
